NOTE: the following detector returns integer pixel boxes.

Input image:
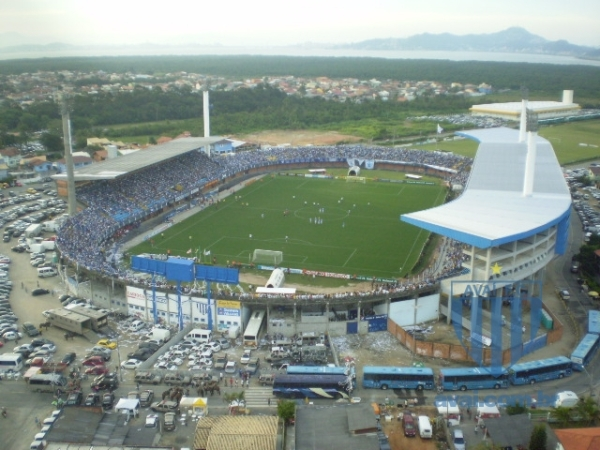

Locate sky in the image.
[2,0,600,48]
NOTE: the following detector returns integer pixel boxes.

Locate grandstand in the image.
[54,107,571,366]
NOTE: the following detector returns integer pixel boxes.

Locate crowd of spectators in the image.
[56,144,472,296]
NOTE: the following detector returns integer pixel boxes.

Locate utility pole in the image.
[59,93,77,217]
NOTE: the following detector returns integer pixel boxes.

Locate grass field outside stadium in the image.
[131,169,447,280]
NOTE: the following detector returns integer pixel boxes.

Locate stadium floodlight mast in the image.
[58,92,78,217]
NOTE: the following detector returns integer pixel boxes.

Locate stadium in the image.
[52,97,570,366]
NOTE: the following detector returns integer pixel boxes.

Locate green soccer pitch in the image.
[131,175,447,279]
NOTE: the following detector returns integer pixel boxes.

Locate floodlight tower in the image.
[522,108,539,197]
[59,94,77,216]
[519,86,529,143]
[203,85,211,157]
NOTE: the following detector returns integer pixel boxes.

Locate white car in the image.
[40,343,57,353]
[240,350,252,364]
[224,360,237,374]
[200,348,213,359]
[121,359,143,370]
[2,330,23,341]
[207,342,221,352]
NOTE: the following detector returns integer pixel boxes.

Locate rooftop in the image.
[402,127,571,249]
[52,136,222,181]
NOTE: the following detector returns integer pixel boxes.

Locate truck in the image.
[151,328,171,345]
[28,243,45,254]
[25,224,43,239]
[42,221,59,232]
[228,325,240,339]
[42,240,55,251]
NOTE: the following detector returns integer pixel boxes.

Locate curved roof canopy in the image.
[401,127,571,249]
[52,136,222,181]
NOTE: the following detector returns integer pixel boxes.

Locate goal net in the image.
[346,176,366,184]
[252,249,283,265]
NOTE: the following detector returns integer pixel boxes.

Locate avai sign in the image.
[450,280,544,368]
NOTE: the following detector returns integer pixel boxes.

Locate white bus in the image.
[243,309,266,348]
[0,353,24,372]
[29,373,68,393]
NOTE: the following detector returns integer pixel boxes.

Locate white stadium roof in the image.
[53,136,222,181]
[401,127,571,249]
[471,101,580,120]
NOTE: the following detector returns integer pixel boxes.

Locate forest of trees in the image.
[1,55,599,98]
[0,55,599,150]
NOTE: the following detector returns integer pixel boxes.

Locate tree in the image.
[40,132,63,154]
[276,399,295,424]
[575,396,600,426]
[550,406,573,427]
[529,423,547,450]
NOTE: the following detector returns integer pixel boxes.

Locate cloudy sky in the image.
[3,0,599,47]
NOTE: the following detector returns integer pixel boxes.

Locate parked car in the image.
[84,392,101,406]
[240,350,252,364]
[258,374,275,386]
[245,357,260,375]
[135,372,162,385]
[164,412,177,431]
[85,365,109,376]
[96,339,117,350]
[102,392,115,408]
[217,338,230,350]
[150,401,179,413]
[30,338,54,348]
[82,356,106,367]
[121,359,143,370]
[39,343,57,353]
[2,330,22,341]
[31,288,50,296]
[61,352,76,365]
[91,376,119,391]
[22,322,40,337]
[214,354,229,370]
[224,361,237,374]
[163,374,191,386]
[65,391,83,406]
[86,346,111,361]
[140,389,155,407]
[453,429,466,450]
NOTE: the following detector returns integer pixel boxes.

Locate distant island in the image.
[335,27,599,59]
[0,27,598,60]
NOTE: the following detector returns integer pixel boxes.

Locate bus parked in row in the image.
[29,374,68,393]
[570,333,600,371]
[273,374,352,399]
[508,356,573,385]
[362,366,435,391]
[439,367,509,391]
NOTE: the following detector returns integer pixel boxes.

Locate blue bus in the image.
[286,365,349,376]
[508,356,573,385]
[571,333,600,371]
[589,310,600,335]
[273,374,352,399]
[440,367,509,391]
[362,366,435,391]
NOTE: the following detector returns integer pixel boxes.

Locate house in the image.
[29,158,53,173]
[0,147,21,168]
[93,149,108,162]
[54,155,93,173]
[193,415,278,450]
[555,427,600,450]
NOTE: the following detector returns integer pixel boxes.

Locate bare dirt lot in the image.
[233,130,363,147]
[380,406,440,450]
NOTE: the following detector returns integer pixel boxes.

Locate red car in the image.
[85,365,109,375]
[82,356,105,367]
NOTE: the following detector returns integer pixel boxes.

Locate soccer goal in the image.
[252,249,283,265]
[346,176,366,184]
